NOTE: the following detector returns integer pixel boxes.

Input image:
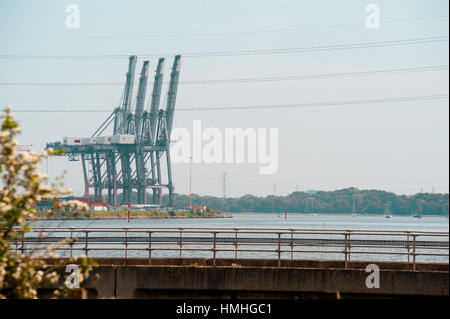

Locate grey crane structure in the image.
[46,55,182,207]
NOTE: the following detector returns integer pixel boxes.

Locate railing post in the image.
[412,234,417,271]
[85,231,89,257]
[234,229,238,260]
[213,232,217,266]
[148,231,152,263]
[277,232,281,267]
[125,228,128,259]
[290,229,294,261]
[21,232,25,255]
[179,228,183,259]
[344,232,348,269]
[348,231,351,263]
[70,228,74,258]
[406,232,410,263]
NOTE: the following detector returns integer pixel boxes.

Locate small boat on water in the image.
[384,203,393,218]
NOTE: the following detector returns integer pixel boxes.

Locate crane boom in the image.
[149,58,165,144]
[165,55,181,138]
[134,61,150,142]
[121,55,137,134]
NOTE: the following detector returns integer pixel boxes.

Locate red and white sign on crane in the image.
[17,145,32,152]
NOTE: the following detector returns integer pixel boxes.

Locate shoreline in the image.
[32,211,446,220]
[34,214,232,220]
[34,211,232,220]
[234,212,446,217]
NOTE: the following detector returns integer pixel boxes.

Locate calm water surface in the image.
[33,213,449,232]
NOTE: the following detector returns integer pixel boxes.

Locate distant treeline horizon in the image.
[158,187,449,215]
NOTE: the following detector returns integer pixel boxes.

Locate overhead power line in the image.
[179,94,448,111]
[0,15,447,39]
[0,36,447,60]
[10,94,448,113]
[0,65,447,87]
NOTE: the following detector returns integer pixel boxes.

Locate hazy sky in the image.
[0,0,448,198]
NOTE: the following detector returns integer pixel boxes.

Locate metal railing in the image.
[13,227,449,269]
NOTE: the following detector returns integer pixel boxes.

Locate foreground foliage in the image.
[0,107,96,298]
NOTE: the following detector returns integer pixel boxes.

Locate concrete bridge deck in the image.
[44,258,449,299]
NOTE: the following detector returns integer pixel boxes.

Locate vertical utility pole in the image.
[222,172,227,199]
[46,156,49,186]
[113,172,117,209]
[87,164,90,204]
[189,154,192,209]
[296,183,299,192]
[273,182,276,196]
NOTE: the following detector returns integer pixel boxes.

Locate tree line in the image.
[161,188,449,215]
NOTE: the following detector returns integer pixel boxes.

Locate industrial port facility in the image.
[46,55,182,208]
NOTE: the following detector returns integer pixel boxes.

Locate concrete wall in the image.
[66,257,448,271]
[44,258,449,299]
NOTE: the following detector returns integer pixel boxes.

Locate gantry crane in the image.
[46,55,182,207]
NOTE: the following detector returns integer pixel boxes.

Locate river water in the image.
[32,213,449,231]
[31,214,449,263]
